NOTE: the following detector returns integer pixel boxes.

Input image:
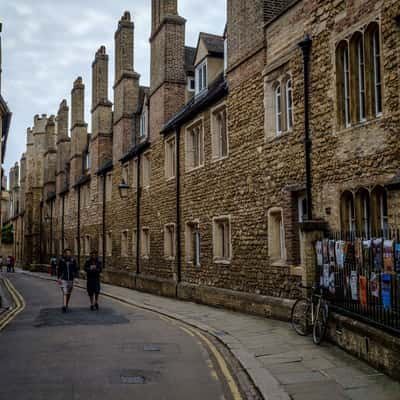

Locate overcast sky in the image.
[1,0,226,177]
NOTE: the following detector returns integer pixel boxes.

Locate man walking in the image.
[10,255,15,272]
[57,249,78,313]
[5,256,11,272]
[84,251,102,311]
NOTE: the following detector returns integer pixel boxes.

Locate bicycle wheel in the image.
[312,300,328,345]
[291,298,312,336]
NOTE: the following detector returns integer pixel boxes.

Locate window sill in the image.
[336,115,383,134]
[211,155,229,163]
[141,255,150,260]
[165,176,175,183]
[186,164,205,174]
[270,259,289,267]
[265,130,291,144]
[165,256,176,261]
[214,258,231,265]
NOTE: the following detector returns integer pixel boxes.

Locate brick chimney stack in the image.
[91,45,113,171]
[113,11,140,162]
[56,100,71,193]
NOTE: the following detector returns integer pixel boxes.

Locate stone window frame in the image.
[164,135,176,180]
[212,215,232,264]
[185,118,205,172]
[132,229,137,255]
[121,229,129,257]
[335,20,383,131]
[122,163,129,186]
[105,173,112,202]
[195,59,208,95]
[84,234,91,256]
[139,105,148,141]
[164,223,176,260]
[210,102,229,162]
[185,220,201,267]
[187,76,195,92]
[141,227,150,259]
[106,231,112,257]
[142,152,151,189]
[340,185,388,236]
[268,207,286,264]
[264,68,294,140]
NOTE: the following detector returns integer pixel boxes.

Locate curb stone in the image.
[20,270,291,400]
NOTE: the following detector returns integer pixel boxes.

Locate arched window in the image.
[275,84,282,134]
[336,41,351,128]
[340,191,355,234]
[285,78,293,130]
[357,36,366,121]
[355,188,370,235]
[371,186,388,235]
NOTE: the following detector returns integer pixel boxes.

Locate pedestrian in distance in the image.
[57,249,78,313]
[10,255,15,272]
[84,250,102,311]
[50,255,57,276]
[6,256,11,272]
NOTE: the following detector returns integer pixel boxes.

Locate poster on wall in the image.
[381,273,392,310]
[344,242,355,266]
[383,240,394,273]
[316,241,323,267]
[329,272,336,295]
[335,240,344,269]
[323,264,330,288]
[350,271,358,301]
[329,240,336,267]
[359,275,367,305]
[394,243,400,273]
[370,272,379,298]
[363,240,371,269]
[372,239,383,271]
[355,238,363,268]
[322,239,329,264]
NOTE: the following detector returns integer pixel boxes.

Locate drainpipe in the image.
[299,35,313,221]
[77,186,81,269]
[39,201,43,264]
[50,199,54,256]
[102,175,106,268]
[136,156,141,275]
[61,194,65,252]
[176,126,182,283]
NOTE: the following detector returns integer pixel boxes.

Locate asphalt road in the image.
[0,272,239,400]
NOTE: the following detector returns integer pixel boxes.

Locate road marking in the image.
[179,325,195,337]
[0,278,26,331]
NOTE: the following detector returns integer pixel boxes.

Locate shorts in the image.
[60,280,74,295]
[87,279,101,296]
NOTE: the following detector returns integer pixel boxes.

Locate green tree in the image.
[1,224,14,244]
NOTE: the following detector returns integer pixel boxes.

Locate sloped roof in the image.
[199,32,224,56]
[264,0,300,25]
[184,46,196,74]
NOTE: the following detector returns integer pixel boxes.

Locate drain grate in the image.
[143,344,161,352]
[121,375,146,385]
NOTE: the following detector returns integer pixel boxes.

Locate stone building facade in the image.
[8,1,400,316]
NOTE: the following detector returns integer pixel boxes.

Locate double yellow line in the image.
[0,278,26,331]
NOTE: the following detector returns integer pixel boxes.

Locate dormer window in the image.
[187,77,195,92]
[195,60,207,95]
[139,108,148,139]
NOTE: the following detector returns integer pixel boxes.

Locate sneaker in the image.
[90,305,95,311]
[95,303,99,311]
[62,306,67,313]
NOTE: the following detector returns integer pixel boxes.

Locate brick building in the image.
[8,1,400,317]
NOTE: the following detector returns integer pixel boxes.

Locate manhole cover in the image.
[143,344,161,352]
[121,375,146,384]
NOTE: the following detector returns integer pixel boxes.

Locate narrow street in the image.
[0,272,251,400]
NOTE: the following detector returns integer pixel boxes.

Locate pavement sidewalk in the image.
[20,270,400,400]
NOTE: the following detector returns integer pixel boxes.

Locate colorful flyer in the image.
[355,238,363,268]
[316,241,323,267]
[350,270,358,301]
[329,240,336,267]
[335,240,344,269]
[381,273,391,310]
[394,243,400,272]
[362,240,371,269]
[372,239,383,271]
[370,272,379,298]
[344,242,355,266]
[323,264,330,288]
[322,239,329,265]
[359,275,367,305]
[329,272,336,295]
[383,240,394,272]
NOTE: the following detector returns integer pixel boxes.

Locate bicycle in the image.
[291,284,329,345]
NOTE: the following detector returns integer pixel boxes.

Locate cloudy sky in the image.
[1,0,226,176]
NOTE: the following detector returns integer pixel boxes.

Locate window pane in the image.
[357,38,366,121]
[343,47,351,127]
[285,79,293,130]
[373,30,382,116]
[275,85,282,134]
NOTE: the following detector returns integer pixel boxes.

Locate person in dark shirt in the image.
[57,249,78,313]
[84,251,102,311]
